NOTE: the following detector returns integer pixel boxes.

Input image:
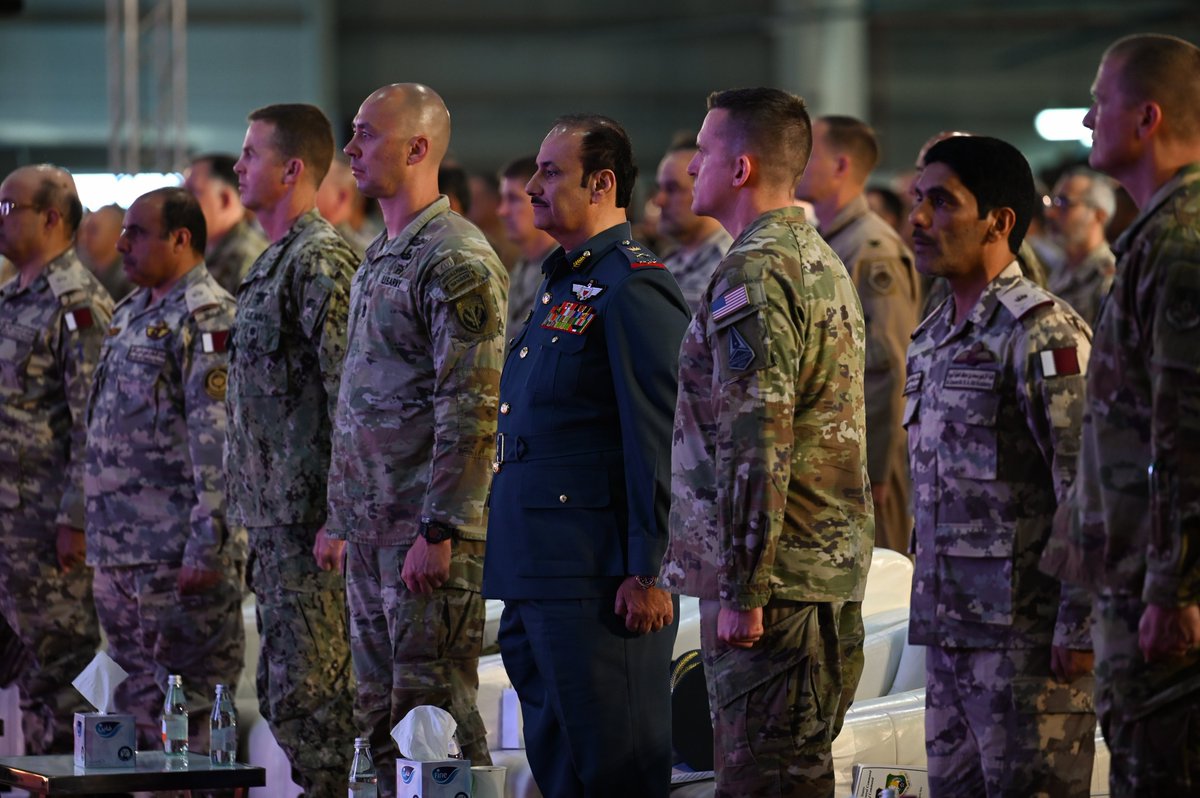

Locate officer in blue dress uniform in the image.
[483,114,689,798]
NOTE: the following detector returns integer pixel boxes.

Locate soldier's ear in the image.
[590,169,615,202]
[987,207,1016,243]
[407,135,430,166]
[732,155,752,188]
[281,157,304,186]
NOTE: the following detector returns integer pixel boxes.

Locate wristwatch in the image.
[634,575,657,590]
[418,519,457,544]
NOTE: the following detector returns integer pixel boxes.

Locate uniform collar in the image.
[543,222,632,277]
[733,206,809,249]
[366,196,450,265]
[819,193,869,240]
[123,262,206,320]
[1113,162,1200,257]
[935,260,1022,348]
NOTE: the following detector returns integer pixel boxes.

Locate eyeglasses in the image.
[0,201,41,217]
[1048,195,1087,209]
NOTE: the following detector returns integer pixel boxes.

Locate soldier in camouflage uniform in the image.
[1043,168,1117,328]
[1041,34,1200,796]
[906,136,1095,797]
[659,89,873,798]
[329,83,505,797]
[652,135,732,315]
[0,164,106,754]
[796,115,921,554]
[184,154,268,296]
[495,155,557,337]
[85,188,244,751]
[224,104,358,796]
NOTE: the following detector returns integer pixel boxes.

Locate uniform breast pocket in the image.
[528,333,588,401]
[934,521,1015,626]
[115,363,164,436]
[935,389,1000,480]
[234,323,288,397]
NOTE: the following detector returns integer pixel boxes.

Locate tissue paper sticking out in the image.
[391,705,459,761]
[72,651,128,714]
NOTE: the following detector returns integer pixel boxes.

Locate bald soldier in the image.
[329,83,506,795]
[0,164,107,753]
[77,204,132,301]
[796,116,921,553]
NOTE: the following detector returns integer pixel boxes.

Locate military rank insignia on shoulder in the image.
[63,307,94,332]
[618,240,665,269]
[185,281,221,315]
[48,268,85,300]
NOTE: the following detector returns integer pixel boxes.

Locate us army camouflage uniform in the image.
[906,261,1095,797]
[663,226,733,316]
[660,206,873,798]
[1042,163,1200,797]
[85,263,245,751]
[821,194,920,553]
[1045,243,1115,328]
[206,218,267,296]
[0,248,107,754]
[504,243,554,338]
[327,196,505,796]
[224,209,358,796]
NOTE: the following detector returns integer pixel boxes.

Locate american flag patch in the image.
[710,285,749,322]
[202,331,230,353]
[1040,347,1082,377]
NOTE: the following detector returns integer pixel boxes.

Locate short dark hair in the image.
[31,170,83,235]
[666,131,698,153]
[191,153,239,189]
[553,114,638,208]
[145,187,206,255]
[438,164,471,215]
[821,115,880,175]
[1105,34,1200,138]
[500,155,539,183]
[247,103,335,186]
[923,136,1036,254]
[706,87,812,187]
[867,185,904,224]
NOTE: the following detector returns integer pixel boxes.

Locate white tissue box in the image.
[74,712,136,768]
[396,758,471,797]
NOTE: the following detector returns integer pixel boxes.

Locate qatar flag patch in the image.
[202,331,230,353]
[1040,347,1082,377]
[64,308,94,332]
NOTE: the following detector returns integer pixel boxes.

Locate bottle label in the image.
[162,715,187,739]
[211,726,236,749]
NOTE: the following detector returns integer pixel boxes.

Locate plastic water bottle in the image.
[348,737,378,797]
[209,683,237,765]
[161,674,189,759]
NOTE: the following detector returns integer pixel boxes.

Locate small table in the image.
[0,752,266,795]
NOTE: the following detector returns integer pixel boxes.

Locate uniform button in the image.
[519,347,529,358]
[500,402,510,414]
[542,293,552,305]
[551,335,559,343]
[492,462,501,474]
[559,494,568,503]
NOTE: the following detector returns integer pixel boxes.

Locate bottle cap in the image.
[168,674,182,685]
[354,736,369,746]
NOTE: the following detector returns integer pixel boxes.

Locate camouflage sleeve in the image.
[293,244,356,423]
[1144,255,1200,606]
[179,312,233,570]
[711,264,799,610]
[419,257,505,538]
[604,270,689,576]
[1017,306,1092,648]
[53,297,113,529]
[859,253,918,485]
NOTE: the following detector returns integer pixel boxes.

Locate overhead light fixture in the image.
[1034,108,1091,146]
[74,173,182,212]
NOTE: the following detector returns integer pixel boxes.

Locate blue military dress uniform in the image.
[484,222,689,797]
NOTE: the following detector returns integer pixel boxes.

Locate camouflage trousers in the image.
[925,645,1095,798]
[0,510,99,754]
[92,561,245,752]
[1092,593,1200,797]
[248,526,357,798]
[699,599,864,798]
[346,541,489,798]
